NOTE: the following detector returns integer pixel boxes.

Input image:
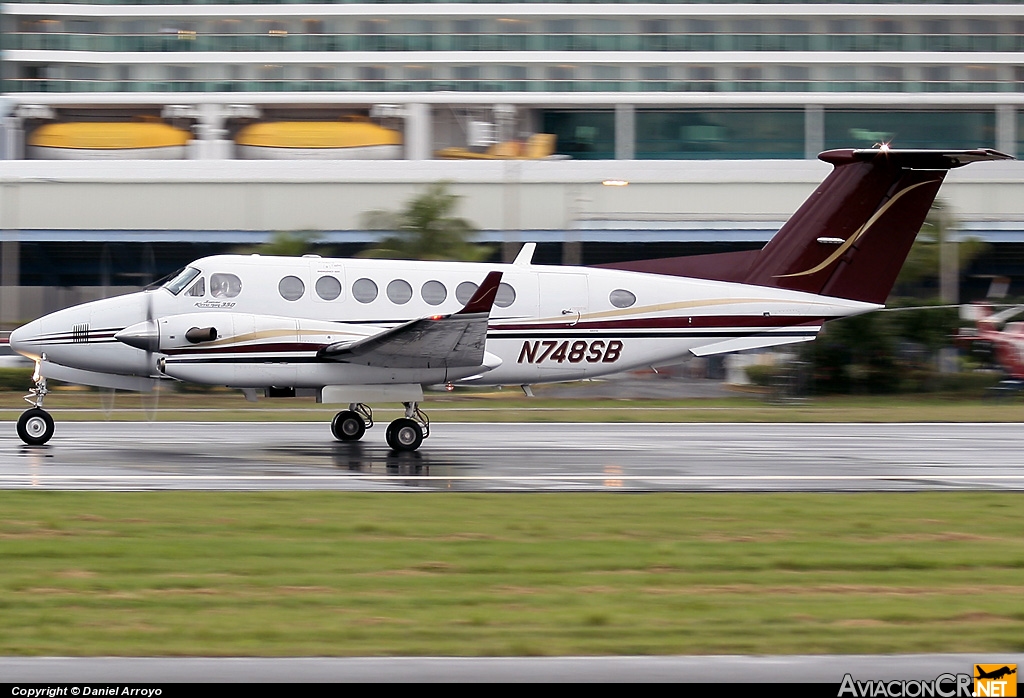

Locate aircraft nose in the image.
[9,319,44,360]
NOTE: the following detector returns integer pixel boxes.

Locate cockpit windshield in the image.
[162,267,202,296]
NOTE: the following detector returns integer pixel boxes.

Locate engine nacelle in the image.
[117,312,363,354]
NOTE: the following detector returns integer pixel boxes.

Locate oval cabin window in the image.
[387,279,413,305]
[278,275,305,301]
[455,281,478,305]
[315,275,342,301]
[609,289,636,308]
[421,280,447,306]
[495,282,516,308]
[352,278,378,303]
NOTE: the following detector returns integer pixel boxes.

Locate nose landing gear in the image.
[18,374,54,446]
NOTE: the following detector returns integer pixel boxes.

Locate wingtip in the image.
[457,271,503,315]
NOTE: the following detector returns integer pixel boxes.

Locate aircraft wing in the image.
[318,271,502,369]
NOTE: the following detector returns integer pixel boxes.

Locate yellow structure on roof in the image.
[235,117,402,159]
[28,118,191,159]
[435,133,560,160]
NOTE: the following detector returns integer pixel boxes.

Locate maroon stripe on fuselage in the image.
[490,316,827,331]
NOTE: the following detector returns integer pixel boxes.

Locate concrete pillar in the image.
[501,160,521,263]
[405,103,432,160]
[563,186,585,266]
[805,104,825,159]
[615,104,635,160]
[0,98,23,161]
[996,104,1016,157]
[1,118,23,161]
[192,103,232,160]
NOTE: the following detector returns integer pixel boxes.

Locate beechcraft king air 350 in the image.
[8,147,1013,450]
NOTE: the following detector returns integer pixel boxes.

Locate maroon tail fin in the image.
[598,148,1011,305]
[743,148,1011,304]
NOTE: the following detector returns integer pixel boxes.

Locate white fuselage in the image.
[10,254,878,391]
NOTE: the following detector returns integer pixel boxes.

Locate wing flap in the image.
[319,271,502,369]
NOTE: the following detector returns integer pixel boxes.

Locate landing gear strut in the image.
[385,402,430,452]
[18,372,54,445]
[328,399,430,452]
[331,403,373,442]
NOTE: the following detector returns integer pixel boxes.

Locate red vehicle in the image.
[959,304,1024,380]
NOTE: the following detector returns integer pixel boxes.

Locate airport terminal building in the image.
[2,0,1024,324]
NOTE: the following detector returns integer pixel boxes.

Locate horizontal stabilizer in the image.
[319,271,502,369]
[689,329,820,357]
[829,148,1012,169]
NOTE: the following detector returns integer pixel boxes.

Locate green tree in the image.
[894,199,987,299]
[801,201,986,395]
[237,230,321,257]
[360,182,492,261]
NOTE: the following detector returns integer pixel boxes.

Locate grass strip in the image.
[1,492,1022,656]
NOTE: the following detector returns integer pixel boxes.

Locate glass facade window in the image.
[824,111,997,150]
[635,110,805,160]
[10,14,1024,56]
[542,110,615,160]
[1018,109,1024,159]
[1,1,1021,160]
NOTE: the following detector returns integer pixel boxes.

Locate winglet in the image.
[456,271,503,315]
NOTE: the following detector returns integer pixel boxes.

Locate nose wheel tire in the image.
[331,410,366,442]
[17,408,55,446]
[385,418,423,452]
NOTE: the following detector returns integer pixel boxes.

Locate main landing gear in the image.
[330,401,430,452]
[331,403,372,442]
[17,373,55,446]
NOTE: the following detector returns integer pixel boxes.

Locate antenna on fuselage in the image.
[513,243,536,267]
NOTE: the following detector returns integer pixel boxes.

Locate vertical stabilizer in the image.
[744,148,1011,304]
[596,148,1012,305]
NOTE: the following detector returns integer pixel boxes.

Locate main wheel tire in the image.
[331,410,366,441]
[385,418,423,452]
[17,408,54,446]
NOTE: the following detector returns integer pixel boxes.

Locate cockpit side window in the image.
[162,267,201,296]
[186,277,206,297]
[211,273,242,298]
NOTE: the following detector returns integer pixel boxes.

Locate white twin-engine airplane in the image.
[9,147,1012,450]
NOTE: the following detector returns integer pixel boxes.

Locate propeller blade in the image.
[141,382,160,423]
[100,388,116,420]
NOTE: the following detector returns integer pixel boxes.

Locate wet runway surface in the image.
[5,654,1022,683]
[0,421,1020,491]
